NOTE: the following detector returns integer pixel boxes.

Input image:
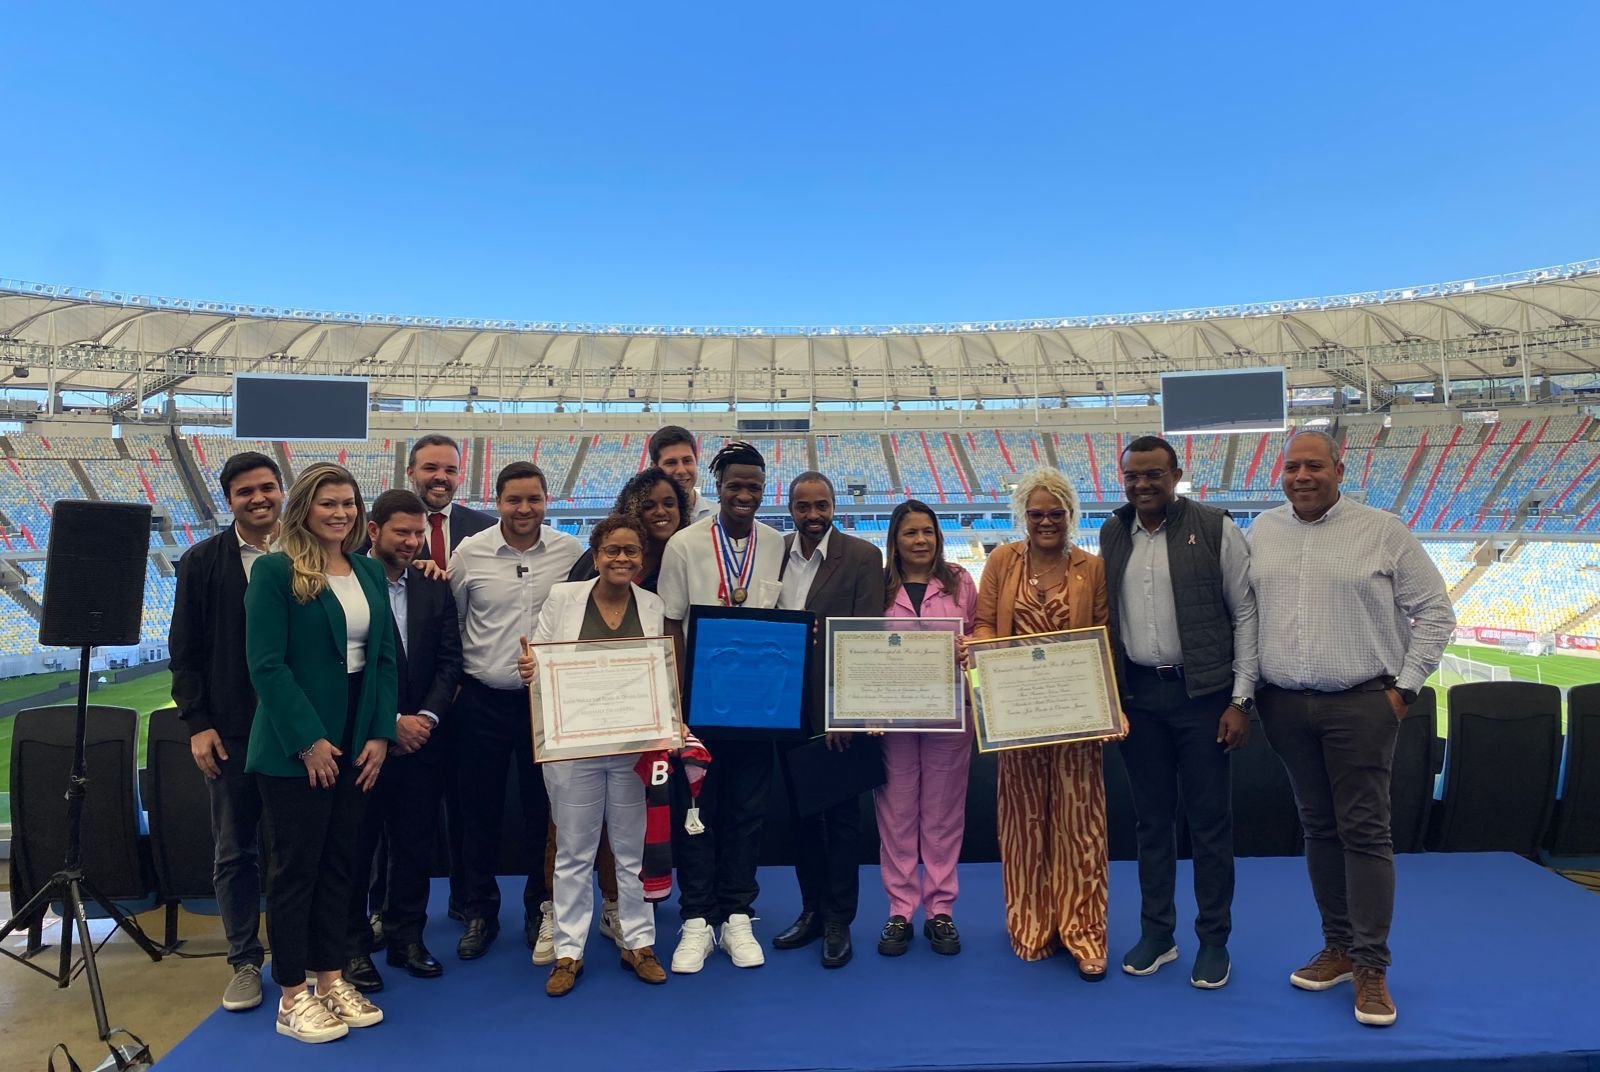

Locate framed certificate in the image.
[825,617,965,732]
[683,604,814,738]
[966,626,1124,753]
[528,636,683,763]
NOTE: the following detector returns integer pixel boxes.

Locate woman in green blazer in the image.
[245,463,398,1044]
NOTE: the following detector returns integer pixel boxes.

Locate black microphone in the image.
[516,565,529,577]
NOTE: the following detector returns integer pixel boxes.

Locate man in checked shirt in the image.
[1249,429,1454,1029]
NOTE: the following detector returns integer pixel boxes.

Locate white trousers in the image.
[542,754,652,960]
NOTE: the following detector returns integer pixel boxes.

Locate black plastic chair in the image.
[1545,683,1600,857]
[1228,712,1303,857]
[1429,682,1563,855]
[9,704,158,954]
[1390,687,1444,854]
[144,706,220,946]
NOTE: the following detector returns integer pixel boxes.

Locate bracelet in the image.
[297,743,316,760]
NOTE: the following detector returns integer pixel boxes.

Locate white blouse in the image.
[325,571,370,674]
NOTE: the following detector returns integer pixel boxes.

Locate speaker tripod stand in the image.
[0,644,163,1068]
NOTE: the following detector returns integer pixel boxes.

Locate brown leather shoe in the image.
[546,957,583,997]
[1290,946,1354,991]
[621,945,667,985]
[1353,966,1397,1027]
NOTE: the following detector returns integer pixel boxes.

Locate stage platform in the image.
[158,853,1600,1072]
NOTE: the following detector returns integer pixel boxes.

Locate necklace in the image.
[593,590,631,629]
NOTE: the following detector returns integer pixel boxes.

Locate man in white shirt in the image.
[649,424,716,522]
[656,442,785,973]
[1250,430,1454,1029]
[449,462,582,963]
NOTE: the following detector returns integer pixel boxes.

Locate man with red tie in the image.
[361,434,495,944]
[407,434,495,569]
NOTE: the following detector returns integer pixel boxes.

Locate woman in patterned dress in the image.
[971,467,1115,980]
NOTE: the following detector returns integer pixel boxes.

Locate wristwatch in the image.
[1229,696,1255,714]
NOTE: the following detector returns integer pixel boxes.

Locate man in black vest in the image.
[1100,435,1258,990]
[169,451,284,1014]
[343,490,463,992]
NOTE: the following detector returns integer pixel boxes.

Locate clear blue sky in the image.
[4,2,1597,327]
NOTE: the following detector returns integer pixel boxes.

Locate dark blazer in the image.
[394,568,463,720]
[426,502,494,563]
[781,528,886,734]
[244,552,399,778]
[170,527,256,740]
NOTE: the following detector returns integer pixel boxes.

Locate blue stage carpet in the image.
[158,854,1600,1071]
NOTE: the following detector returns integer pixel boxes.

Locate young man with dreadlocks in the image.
[656,441,787,974]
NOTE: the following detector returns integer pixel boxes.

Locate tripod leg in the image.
[57,897,73,990]
[78,877,164,963]
[64,878,114,1042]
[27,916,42,958]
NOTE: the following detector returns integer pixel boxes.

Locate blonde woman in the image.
[245,463,397,1043]
[971,467,1114,980]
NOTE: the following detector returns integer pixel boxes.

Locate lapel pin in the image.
[1188,534,1196,545]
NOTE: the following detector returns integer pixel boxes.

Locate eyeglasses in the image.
[599,544,643,560]
[1121,469,1172,483]
[1025,509,1068,524]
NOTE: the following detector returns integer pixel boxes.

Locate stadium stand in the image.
[282,438,397,503]
[1452,542,1600,634]
[477,433,581,505]
[815,434,894,503]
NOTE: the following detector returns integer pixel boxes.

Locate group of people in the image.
[169,421,1453,1044]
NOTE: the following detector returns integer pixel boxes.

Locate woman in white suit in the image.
[519,514,668,996]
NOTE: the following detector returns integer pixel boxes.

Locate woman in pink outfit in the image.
[874,499,979,957]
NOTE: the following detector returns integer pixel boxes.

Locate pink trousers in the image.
[873,729,974,920]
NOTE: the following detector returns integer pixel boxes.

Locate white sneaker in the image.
[719,913,765,968]
[598,899,626,952]
[532,901,557,966]
[670,918,716,974]
[320,977,383,1028]
[275,989,348,1044]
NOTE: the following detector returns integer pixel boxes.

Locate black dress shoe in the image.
[772,910,824,950]
[877,915,912,957]
[386,941,444,978]
[447,902,465,924]
[343,954,384,993]
[923,914,961,956]
[821,922,853,968]
[457,918,500,960]
[367,912,385,953]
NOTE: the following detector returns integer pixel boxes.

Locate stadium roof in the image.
[4,260,1600,409]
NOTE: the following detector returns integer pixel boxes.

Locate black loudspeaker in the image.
[38,500,151,647]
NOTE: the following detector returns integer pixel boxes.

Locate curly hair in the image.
[1009,466,1080,547]
[613,466,690,544]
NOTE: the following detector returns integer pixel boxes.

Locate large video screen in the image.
[1160,368,1286,436]
[234,374,369,441]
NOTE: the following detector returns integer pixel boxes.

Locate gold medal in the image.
[731,586,748,605]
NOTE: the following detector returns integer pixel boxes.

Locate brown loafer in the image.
[620,946,667,985]
[546,957,583,997]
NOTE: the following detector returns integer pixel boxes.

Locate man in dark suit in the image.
[771,471,885,968]
[407,433,494,568]
[169,451,284,1014]
[363,433,492,939]
[344,489,463,992]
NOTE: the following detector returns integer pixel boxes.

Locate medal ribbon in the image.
[711,517,756,605]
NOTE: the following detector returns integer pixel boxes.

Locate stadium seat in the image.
[8,704,160,950]
[1429,682,1563,855]
[144,706,225,943]
[1390,687,1443,854]
[1221,712,1302,857]
[1544,683,1600,857]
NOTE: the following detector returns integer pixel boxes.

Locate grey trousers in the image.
[1258,680,1400,969]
